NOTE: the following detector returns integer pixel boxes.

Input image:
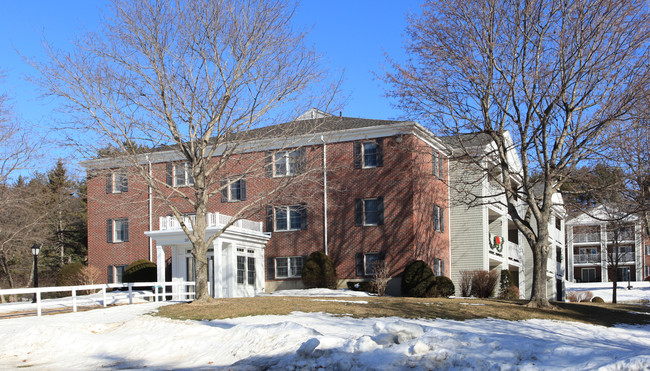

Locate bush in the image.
[470,270,499,298]
[401,260,435,297]
[591,296,605,303]
[347,281,374,292]
[566,290,594,303]
[302,251,338,289]
[426,276,455,298]
[498,270,519,300]
[124,260,157,283]
[370,260,390,296]
[459,270,473,297]
[56,262,85,286]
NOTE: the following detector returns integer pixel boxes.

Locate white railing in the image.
[573,232,600,243]
[575,254,601,263]
[508,242,524,262]
[616,252,635,262]
[0,281,195,317]
[607,231,635,242]
[159,212,263,233]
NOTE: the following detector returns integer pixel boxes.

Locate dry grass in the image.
[156,296,650,327]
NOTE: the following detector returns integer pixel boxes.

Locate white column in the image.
[156,245,165,282]
[600,225,608,282]
[214,239,223,298]
[228,244,236,297]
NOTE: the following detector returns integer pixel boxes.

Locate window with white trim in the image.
[106,172,128,193]
[581,268,596,282]
[356,252,385,276]
[645,245,650,255]
[174,162,194,186]
[221,177,246,202]
[273,150,301,177]
[275,206,304,231]
[355,197,384,227]
[433,205,444,232]
[107,265,127,283]
[645,265,650,278]
[236,253,256,285]
[275,257,304,278]
[106,218,129,243]
[362,142,379,168]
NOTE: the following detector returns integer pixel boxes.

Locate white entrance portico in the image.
[145,213,271,298]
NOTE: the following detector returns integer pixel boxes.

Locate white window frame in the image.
[645,245,650,256]
[275,256,304,278]
[433,151,440,178]
[174,162,194,187]
[645,265,650,278]
[364,253,383,276]
[274,206,302,231]
[236,250,256,285]
[113,218,129,243]
[362,141,378,168]
[111,173,128,193]
[363,198,380,226]
[273,151,300,177]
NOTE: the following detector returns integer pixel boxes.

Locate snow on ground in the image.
[0,290,152,314]
[566,281,650,303]
[1,287,650,369]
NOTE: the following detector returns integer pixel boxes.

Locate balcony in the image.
[606,231,635,242]
[573,232,600,244]
[508,242,523,262]
[615,252,635,263]
[574,254,601,264]
[158,212,264,233]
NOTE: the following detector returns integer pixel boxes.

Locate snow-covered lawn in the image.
[566,281,650,303]
[1,287,650,369]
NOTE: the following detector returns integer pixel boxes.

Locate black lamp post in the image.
[31,244,40,303]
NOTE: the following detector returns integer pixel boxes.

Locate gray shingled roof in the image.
[438,132,493,148]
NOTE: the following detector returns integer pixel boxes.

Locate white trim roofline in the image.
[80,121,451,170]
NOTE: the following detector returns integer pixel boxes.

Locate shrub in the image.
[591,296,605,303]
[124,260,157,283]
[401,260,435,297]
[426,276,455,298]
[498,270,519,300]
[567,290,594,303]
[56,262,85,287]
[470,270,499,298]
[301,251,338,289]
[459,270,473,297]
[370,260,391,296]
[347,281,374,292]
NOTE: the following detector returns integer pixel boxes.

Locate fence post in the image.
[162,283,166,302]
[154,285,159,303]
[102,287,107,307]
[128,283,133,305]
[36,291,42,317]
[72,289,77,313]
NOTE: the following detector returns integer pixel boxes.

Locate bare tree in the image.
[385,0,649,307]
[33,0,337,301]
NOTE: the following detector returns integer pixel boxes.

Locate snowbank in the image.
[566,281,650,303]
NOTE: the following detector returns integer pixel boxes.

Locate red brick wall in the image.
[87,133,450,285]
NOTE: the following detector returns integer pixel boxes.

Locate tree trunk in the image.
[612,277,617,304]
[527,240,551,308]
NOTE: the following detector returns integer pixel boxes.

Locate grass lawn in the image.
[157,296,650,327]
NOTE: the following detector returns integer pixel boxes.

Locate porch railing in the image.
[0,281,195,317]
[575,254,601,263]
[508,242,523,262]
[573,232,600,243]
[159,212,263,233]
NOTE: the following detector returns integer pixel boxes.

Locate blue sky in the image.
[0,1,421,175]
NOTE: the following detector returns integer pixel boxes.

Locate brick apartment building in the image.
[82,109,451,296]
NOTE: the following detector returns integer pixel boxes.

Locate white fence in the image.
[159,212,263,233]
[0,281,196,317]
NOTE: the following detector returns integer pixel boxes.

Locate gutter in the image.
[321,135,328,255]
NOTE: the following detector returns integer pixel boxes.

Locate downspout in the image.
[446,151,451,277]
[321,136,328,255]
[147,155,153,262]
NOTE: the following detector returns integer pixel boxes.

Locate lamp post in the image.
[31,244,40,303]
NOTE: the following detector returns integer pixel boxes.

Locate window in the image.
[432,151,443,179]
[237,256,245,284]
[433,205,444,232]
[353,140,383,169]
[106,218,129,243]
[236,255,256,285]
[275,257,304,278]
[166,162,194,187]
[106,172,128,193]
[267,205,307,232]
[272,150,303,177]
[356,252,385,276]
[555,216,562,231]
[581,268,597,282]
[645,265,650,278]
[355,197,385,226]
[645,245,650,255]
[433,258,445,276]
[221,177,247,202]
[107,265,127,283]
[616,267,631,282]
